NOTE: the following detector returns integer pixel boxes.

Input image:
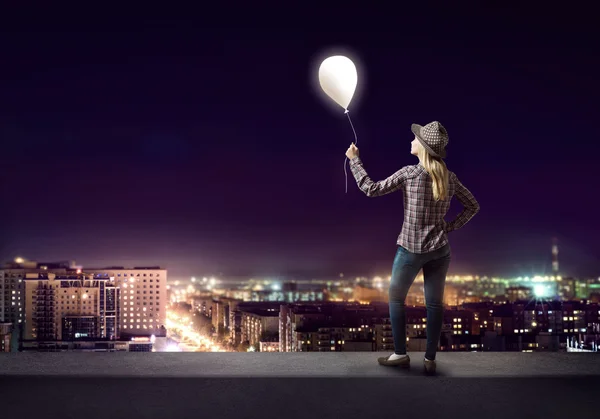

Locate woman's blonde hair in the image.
[417,142,449,201]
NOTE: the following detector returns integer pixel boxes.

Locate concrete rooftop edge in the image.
[0,352,598,378]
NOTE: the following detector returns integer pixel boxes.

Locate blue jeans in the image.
[389,243,451,361]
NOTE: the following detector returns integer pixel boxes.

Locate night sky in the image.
[1,5,598,280]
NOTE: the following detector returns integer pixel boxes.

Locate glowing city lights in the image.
[166,311,227,352]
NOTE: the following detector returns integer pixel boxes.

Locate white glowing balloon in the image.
[318,56,357,112]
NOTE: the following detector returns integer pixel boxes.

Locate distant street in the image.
[166,304,229,352]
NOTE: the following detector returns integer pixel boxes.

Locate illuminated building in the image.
[107,267,168,338]
[23,272,120,343]
[239,305,279,349]
[0,322,13,352]
[2,259,167,351]
[1,259,73,345]
[506,286,532,303]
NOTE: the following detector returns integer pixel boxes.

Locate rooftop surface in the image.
[1,351,598,377]
[1,352,597,418]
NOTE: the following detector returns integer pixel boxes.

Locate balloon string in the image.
[344,111,358,194]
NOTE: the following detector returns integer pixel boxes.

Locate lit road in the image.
[166,311,228,352]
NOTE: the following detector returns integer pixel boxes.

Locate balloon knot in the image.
[344,109,349,114]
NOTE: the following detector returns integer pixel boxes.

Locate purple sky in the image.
[1,5,598,279]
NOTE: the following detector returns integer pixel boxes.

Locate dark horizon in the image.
[1,5,598,279]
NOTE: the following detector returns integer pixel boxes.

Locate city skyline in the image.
[1,5,599,279]
[3,257,599,356]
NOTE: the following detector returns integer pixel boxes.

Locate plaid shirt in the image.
[349,157,480,254]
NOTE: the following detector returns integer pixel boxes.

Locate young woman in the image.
[346,121,480,374]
